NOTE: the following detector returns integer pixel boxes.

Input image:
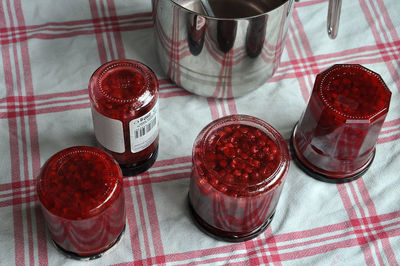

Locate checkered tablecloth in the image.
[1,0,400,265]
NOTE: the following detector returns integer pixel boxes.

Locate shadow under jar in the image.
[291,64,392,183]
[189,115,289,241]
[36,146,125,260]
[89,59,159,176]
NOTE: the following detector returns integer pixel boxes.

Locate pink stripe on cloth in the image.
[107,0,126,59]
[143,182,166,264]
[89,0,108,64]
[285,25,310,103]
[124,187,143,262]
[356,179,399,265]
[100,0,116,61]
[337,183,376,265]
[359,0,400,93]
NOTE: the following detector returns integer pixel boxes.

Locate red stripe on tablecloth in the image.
[377,133,400,144]
[0,89,88,103]
[337,183,376,264]
[0,96,88,110]
[359,0,400,93]
[1,1,25,265]
[0,20,153,45]
[133,185,152,261]
[383,118,400,128]
[143,181,166,264]
[115,213,400,264]
[0,102,91,118]
[89,0,107,64]
[380,126,400,136]
[357,2,400,262]
[101,0,116,60]
[0,12,152,34]
[260,227,282,265]
[294,0,327,8]
[15,0,45,261]
[277,44,400,77]
[355,179,399,265]
[124,186,143,261]
[108,0,126,59]
[285,26,310,103]
[207,98,221,120]
[347,182,385,265]
[0,24,154,45]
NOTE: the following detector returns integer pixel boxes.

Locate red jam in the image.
[37,146,125,257]
[189,115,289,241]
[292,64,391,182]
[89,59,159,176]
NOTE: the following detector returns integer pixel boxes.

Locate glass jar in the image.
[89,59,159,176]
[37,146,125,259]
[189,115,290,241]
[291,64,391,183]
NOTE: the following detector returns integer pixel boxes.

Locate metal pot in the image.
[153,0,341,98]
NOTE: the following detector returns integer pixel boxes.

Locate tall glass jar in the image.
[189,115,290,241]
[89,59,159,176]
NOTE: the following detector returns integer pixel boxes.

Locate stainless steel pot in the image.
[153,0,341,98]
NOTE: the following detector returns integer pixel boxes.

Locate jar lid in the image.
[37,146,123,220]
[317,64,391,121]
[91,59,158,104]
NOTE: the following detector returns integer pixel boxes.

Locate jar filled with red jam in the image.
[189,115,290,241]
[37,146,125,259]
[89,59,159,176]
[291,64,391,183]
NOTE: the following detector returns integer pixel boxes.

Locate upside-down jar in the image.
[37,146,125,259]
[291,64,391,183]
[189,115,290,241]
[89,59,159,176]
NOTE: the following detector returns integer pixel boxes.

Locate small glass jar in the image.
[291,64,391,183]
[188,115,289,241]
[37,146,125,259]
[89,59,159,176]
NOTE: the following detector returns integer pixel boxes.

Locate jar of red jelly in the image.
[37,146,126,259]
[188,115,290,241]
[89,59,159,176]
[291,64,391,183]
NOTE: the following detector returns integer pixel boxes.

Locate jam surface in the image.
[99,67,147,101]
[202,124,280,195]
[319,65,391,120]
[37,146,122,220]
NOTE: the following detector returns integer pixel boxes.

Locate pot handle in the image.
[327,0,342,39]
[295,0,342,39]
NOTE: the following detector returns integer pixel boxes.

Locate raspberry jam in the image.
[189,115,289,241]
[291,64,391,183]
[89,59,159,176]
[37,146,125,259]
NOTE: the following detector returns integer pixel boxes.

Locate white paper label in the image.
[129,101,159,153]
[91,107,125,153]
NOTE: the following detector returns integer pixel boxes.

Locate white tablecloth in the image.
[0,0,399,265]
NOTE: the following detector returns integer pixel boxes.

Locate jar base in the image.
[290,124,375,184]
[52,225,125,261]
[121,146,158,177]
[188,195,274,242]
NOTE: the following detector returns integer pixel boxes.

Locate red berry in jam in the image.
[292,64,391,182]
[189,115,290,241]
[37,146,125,257]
